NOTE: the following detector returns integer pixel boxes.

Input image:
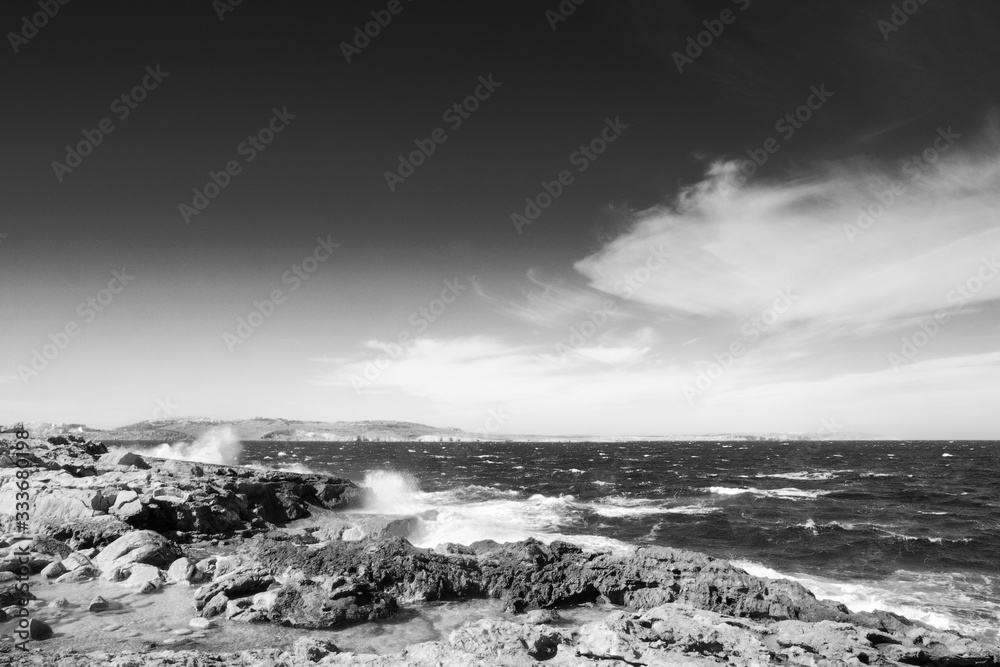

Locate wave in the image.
[340,471,638,553]
[757,471,836,481]
[132,427,243,465]
[706,486,829,500]
[730,560,1000,644]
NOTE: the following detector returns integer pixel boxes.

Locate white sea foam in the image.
[140,427,243,465]
[758,471,835,481]
[343,470,634,553]
[707,486,828,499]
[729,561,1000,643]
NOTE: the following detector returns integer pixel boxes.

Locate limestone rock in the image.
[40,560,66,579]
[93,530,182,572]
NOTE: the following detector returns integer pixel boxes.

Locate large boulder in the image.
[262,578,397,628]
[92,530,182,573]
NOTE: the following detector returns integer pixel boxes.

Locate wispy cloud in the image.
[576,123,1000,342]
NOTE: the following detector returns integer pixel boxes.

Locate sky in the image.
[2,1,1000,438]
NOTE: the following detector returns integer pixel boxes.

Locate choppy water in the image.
[158,438,1000,644]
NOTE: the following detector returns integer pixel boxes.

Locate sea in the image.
[145,437,1000,646]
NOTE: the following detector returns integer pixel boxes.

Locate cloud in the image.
[314,118,1000,437]
[471,271,616,329]
[575,124,1000,341]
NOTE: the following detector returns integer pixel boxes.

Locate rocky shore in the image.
[1,435,997,666]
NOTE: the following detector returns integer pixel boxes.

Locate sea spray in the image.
[147,427,243,465]
[361,470,421,513]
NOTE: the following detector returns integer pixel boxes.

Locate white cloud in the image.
[575,132,1000,340]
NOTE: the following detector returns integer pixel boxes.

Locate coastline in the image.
[1,435,998,666]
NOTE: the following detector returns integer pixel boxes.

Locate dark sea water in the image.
[167,438,1000,643]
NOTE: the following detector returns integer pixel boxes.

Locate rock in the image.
[41,560,66,579]
[89,596,110,612]
[61,463,98,477]
[101,565,130,582]
[93,530,182,572]
[292,636,340,662]
[115,452,150,469]
[29,486,111,520]
[0,583,39,606]
[110,489,139,510]
[225,597,254,619]
[61,551,95,572]
[202,593,230,618]
[525,609,560,625]
[189,617,213,629]
[0,572,15,583]
[194,568,275,612]
[167,556,202,583]
[125,564,165,592]
[50,597,70,608]
[28,618,53,640]
[55,565,100,583]
[28,536,73,559]
[262,579,397,628]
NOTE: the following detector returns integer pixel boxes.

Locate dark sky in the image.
[4,1,1000,435]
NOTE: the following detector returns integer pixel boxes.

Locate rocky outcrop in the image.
[0,437,366,547]
[249,535,851,623]
[9,606,999,666]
